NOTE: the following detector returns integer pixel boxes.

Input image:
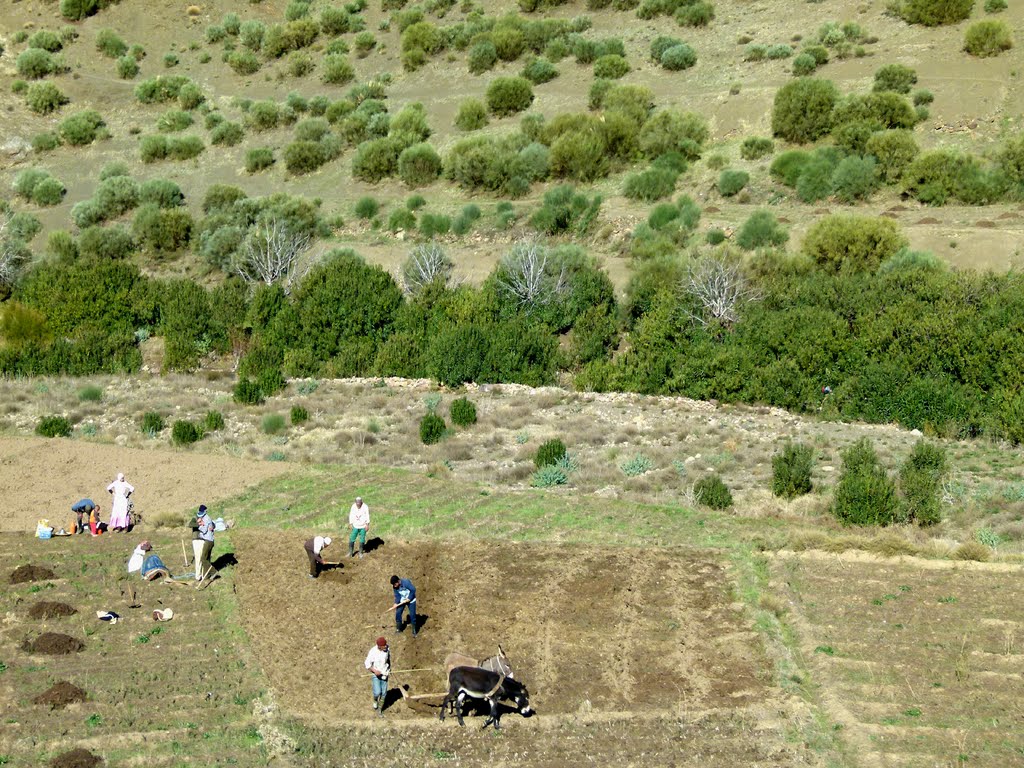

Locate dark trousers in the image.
[199,540,215,579]
[305,548,320,577]
[396,600,417,634]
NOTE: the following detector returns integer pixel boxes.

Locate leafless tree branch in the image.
[400,241,453,295]
[231,217,314,295]
[681,255,761,329]
[496,242,567,310]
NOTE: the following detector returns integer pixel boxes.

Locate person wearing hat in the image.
[196,505,216,582]
[389,575,418,637]
[364,636,391,716]
[303,535,333,579]
[71,498,100,536]
[348,497,370,558]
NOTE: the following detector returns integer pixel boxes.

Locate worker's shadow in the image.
[364,537,385,554]
[212,553,238,571]
[381,688,402,712]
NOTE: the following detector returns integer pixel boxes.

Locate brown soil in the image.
[917,217,941,225]
[34,681,88,709]
[22,633,85,655]
[49,749,103,768]
[234,531,771,723]
[28,601,78,620]
[10,564,56,584]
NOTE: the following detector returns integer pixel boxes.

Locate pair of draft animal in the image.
[439,645,532,730]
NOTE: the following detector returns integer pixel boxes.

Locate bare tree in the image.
[230,217,314,294]
[681,255,761,329]
[0,211,26,290]
[400,241,453,295]
[496,242,567,310]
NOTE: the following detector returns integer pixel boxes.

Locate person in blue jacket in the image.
[71,498,100,535]
[389,575,418,637]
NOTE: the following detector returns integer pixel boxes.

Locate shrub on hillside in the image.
[211,122,245,147]
[17,49,61,79]
[792,52,818,76]
[522,57,559,84]
[964,20,1013,57]
[450,397,477,426]
[141,412,164,436]
[832,438,898,526]
[25,82,69,115]
[13,169,51,201]
[623,167,677,201]
[802,214,907,273]
[695,475,732,509]
[455,99,488,131]
[245,147,275,173]
[419,412,446,444]
[638,110,708,160]
[873,63,917,94]
[899,439,947,525]
[36,415,72,438]
[28,30,63,52]
[771,77,838,144]
[31,177,66,207]
[171,419,203,446]
[59,110,105,146]
[661,43,697,71]
[228,50,261,75]
[717,169,749,197]
[398,142,442,187]
[96,28,127,58]
[894,0,973,26]
[534,438,567,468]
[865,129,919,183]
[740,137,773,160]
[772,442,814,498]
[283,140,328,174]
[135,75,192,104]
[351,137,403,182]
[117,55,140,79]
[233,378,264,405]
[736,210,788,250]
[77,226,134,259]
[593,54,629,79]
[322,53,355,84]
[468,40,498,74]
[155,109,192,133]
[676,0,714,26]
[486,77,534,117]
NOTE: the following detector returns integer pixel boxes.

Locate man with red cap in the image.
[364,636,390,717]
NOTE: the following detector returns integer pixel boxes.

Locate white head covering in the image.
[324,537,332,546]
[117,472,125,482]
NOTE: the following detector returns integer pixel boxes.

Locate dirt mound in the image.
[917,217,941,225]
[50,749,103,768]
[22,633,85,655]
[975,220,996,228]
[29,602,78,619]
[10,565,55,584]
[34,681,88,709]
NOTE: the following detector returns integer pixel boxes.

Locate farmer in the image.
[196,504,216,582]
[390,574,418,637]
[128,541,187,585]
[127,541,152,573]
[106,472,134,532]
[190,513,204,581]
[303,535,333,579]
[364,636,390,716]
[71,498,100,535]
[348,497,370,558]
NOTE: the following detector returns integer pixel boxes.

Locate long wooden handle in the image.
[181,539,188,567]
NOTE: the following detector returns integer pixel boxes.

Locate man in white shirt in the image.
[303,535,333,579]
[348,497,370,558]
[364,636,390,716]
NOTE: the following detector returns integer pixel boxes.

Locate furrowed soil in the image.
[773,551,1024,768]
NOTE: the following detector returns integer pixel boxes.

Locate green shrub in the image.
[36,415,72,438]
[135,75,192,104]
[13,169,50,201]
[59,110,105,146]
[60,0,99,20]
[455,99,488,131]
[261,413,286,434]
[31,177,66,207]
[322,53,355,84]
[163,52,179,68]
[78,385,103,402]
[398,142,442,187]
[211,122,245,146]
[283,140,328,174]
[895,0,973,26]
[419,412,446,444]
[832,438,898,526]
[468,40,498,74]
[765,43,793,59]
[95,175,141,219]
[450,397,477,426]
[171,419,203,445]
[865,129,919,183]
[740,137,773,160]
[675,0,714,26]
[772,442,814,498]
[351,136,403,182]
[486,77,534,117]
[28,30,63,52]
[873,63,917,94]
[899,439,947,525]
[717,169,749,197]
[140,134,169,163]
[234,378,264,405]
[985,0,1007,11]
[141,412,164,435]
[245,147,275,173]
[771,77,838,144]
[25,82,69,115]
[650,36,683,61]
[117,55,140,79]
[964,20,1013,57]
[660,43,696,71]
[623,167,677,201]
[290,405,309,425]
[17,49,60,79]
[166,135,204,160]
[156,109,193,132]
[388,207,416,232]
[355,196,379,219]
[593,54,629,79]
[77,225,134,259]
[32,132,61,153]
[531,463,569,487]
[534,438,567,468]
[522,57,559,84]
[831,155,879,202]
[792,52,818,76]
[202,410,225,432]
[620,453,654,477]
[419,213,451,238]
[354,31,376,56]
[802,214,907,273]
[638,110,708,161]
[695,475,732,509]
[227,50,261,75]
[736,210,788,250]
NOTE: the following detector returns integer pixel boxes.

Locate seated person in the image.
[128,542,188,586]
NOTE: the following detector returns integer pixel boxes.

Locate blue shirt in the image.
[197,513,215,542]
[393,578,416,604]
[72,499,96,513]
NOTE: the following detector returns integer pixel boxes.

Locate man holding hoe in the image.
[348,496,370,558]
[389,574,418,637]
